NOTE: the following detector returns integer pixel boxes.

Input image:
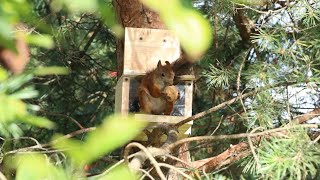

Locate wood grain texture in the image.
[124,27,180,75]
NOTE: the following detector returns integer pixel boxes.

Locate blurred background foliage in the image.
[0,0,320,179]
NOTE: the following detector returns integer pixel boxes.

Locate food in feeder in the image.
[161,85,180,115]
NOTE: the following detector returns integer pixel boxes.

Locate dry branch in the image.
[292,107,320,124]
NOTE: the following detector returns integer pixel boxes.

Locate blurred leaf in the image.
[53,115,147,165]
[10,86,38,99]
[52,134,85,162]
[141,0,212,60]
[98,2,123,38]
[0,18,13,38]
[7,154,68,180]
[0,21,16,51]
[34,66,70,76]
[83,115,147,163]
[0,74,33,93]
[18,115,55,129]
[0,68,8,82]
[0,95,26,123]
[6,123,23,138]
[26,34,54,49]
[51,0,98,13]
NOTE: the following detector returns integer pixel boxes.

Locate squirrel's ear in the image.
[165,61,170,66]
[157,60,162,68]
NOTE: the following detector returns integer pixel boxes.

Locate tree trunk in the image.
[113,1,190,178]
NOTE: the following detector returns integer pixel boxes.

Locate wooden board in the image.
[184,81,193,117]
[115,75,131,115]
[124,27,180,75]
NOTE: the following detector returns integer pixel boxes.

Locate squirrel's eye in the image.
[161,73,165,77]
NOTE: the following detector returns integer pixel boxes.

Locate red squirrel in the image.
[138,60,178,115]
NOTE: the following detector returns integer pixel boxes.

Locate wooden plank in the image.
[124,27,180,75]
[184,81,193,117]
[175,75,196,81]
[115,75,132,115]
[135,114,187,124]
[115,76,123,113]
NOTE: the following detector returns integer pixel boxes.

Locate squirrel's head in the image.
[156,60,175,86]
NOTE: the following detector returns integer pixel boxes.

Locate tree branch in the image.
[292,107,320,124]
[167,124,317,151]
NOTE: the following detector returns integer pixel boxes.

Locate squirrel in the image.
[138,60,178,115]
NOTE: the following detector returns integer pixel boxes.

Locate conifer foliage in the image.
[0,0,319,179]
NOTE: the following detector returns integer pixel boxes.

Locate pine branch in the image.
[175,81,296,127]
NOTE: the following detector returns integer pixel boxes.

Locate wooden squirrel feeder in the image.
[115,27,194,141]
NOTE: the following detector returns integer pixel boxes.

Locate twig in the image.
[292,108,320,124]
[138,168,155,180]
[175,91,255,127]
[202,166,210,180]
[158,163,193,180]
[247,127,264,172]
[15,127,96,152]
[210,116,223,136]
[82,22,102,54]
[124,142,166,180]
[50,127,96,145]
[39,110,85,130]
[211,164,231,175]
[167,124,317,150]
[91,159,124,179]
[164,154,193,168]
[312,134,320,144]
[237,51,249,114]
[213,4,218,48]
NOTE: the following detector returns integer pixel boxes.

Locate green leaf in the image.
[10,86,39,99]
[7,154,68,180]
[0,68,8,82]
[0,95,26,123]
[83,115,147,163]
[53,115,147,165]
[52,134,85,163]
[26,34,54,49]
[0,19,16,51]
[98,3,123,38]
[18,115,55,129]
[34,66,70,76]
[0,74,33,93]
